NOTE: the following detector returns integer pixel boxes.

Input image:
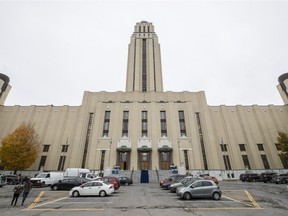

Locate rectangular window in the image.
[142,39,147,92]
[257,144,264,151]
[43,145,50,152]
[57,156,66,171]
[82,113,94,168]
[102,111,111,137]
[239,144,246,151]
[142,111,148,137]
[160,111,167,136]
[261,155,270,169]
[275,143,282,151]
[241,155,251,169]
[223,155,232,170]
[178,111,186,136]
[38,156,47,170]
[184,150,189,170]
[220,144,228,152]
[100,150,106,170]
[195,112,208,170]
[122,111,129,137]
[61,145,69,153]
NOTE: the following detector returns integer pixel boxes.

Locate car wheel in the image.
[72,191,80,197]
[41,182,45,187]
[183,192,191,200]
[52,185,58,191]
[125,182,129,186]
[212,192,221,200]
[99,190,106,197]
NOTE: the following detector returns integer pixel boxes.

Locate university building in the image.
[0,21,288,180]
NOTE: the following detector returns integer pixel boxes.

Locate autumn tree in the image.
[276,131,288,168]
[0,123,39,173]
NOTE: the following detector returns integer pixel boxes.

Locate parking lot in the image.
[0,181,287,216]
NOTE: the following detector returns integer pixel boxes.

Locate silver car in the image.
[177,179,221,200]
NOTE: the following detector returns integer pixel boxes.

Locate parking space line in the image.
[33,197,68,208]
[245,190,261,208]
[27,191,44,209]
[23,208,105,211]
[222,195,254,207]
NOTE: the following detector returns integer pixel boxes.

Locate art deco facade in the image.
[0,21,288,178]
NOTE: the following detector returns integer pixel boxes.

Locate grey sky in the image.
[0,0,287,106]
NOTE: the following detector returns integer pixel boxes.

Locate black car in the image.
[50,177,87,191]
[246,173,261,182]
[1,174,21,185]
[117,176,133,186]
[260,172,277,183]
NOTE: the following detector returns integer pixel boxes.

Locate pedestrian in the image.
[11,182,23,206]
[21,179,32,206]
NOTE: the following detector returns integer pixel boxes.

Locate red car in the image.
[159,175,186,187]
[97,176,120,190]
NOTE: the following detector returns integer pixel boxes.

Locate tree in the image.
[0,123,39,173]
[276,131,288,168]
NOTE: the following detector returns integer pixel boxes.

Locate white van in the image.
[31,172,64,187]
[64,168,90,177]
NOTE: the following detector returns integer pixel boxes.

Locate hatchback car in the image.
[50,177,88,191]
[177,180,222,200]
[69,181,114,197]
[117,176,133,186]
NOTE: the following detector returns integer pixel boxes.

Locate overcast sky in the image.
[0,0,287,106]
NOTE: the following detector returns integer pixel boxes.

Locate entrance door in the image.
[159,151,171,170]
[118,152,130,170]
[139,152,151,170]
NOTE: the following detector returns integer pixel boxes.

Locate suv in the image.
[260,172,277,183]
[1,174,21,185]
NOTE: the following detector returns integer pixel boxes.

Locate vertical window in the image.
[122,111,129,137]
[239,144,246,151]
[61,145,69,152]
[38,156,47,171]
[195,113,208,170]
[261,155,270,169]
[142,111,148,137]
[241,155,251,169]
[82,113,94,168]
[223,155,232,170]
[102,111,111,137]
[43,145,50,152]
[58,156,66,171]
[220,144,228,152]
[160,111,167,136]
[257,144,264,151]
[184,150,189,170]
[178,111,186,136]
[142,39,147,92]
[100,150,106,170]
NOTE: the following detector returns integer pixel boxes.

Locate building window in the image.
[195,112,208,170]
[239,144,246,152]
[160,111,167,136]
[275,143,282,151]
[142,39,147,92]
[178,111,186,136]
[82,113,94,168]
[57,156,66,171]
[257,144,264,151]
[61,145,69,153]
[38,156,47,171]
[261,155,270,169]
[220,144,228,152]
[184,150,189,170]
[241,155,251,169]
[223,155,232,170]
[142,111,148,137]
[102,111,111,137]
[43,145,50,152]
[122,111,129,137]
[100,150,106,171]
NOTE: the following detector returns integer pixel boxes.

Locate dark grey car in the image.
[176,179,222,200]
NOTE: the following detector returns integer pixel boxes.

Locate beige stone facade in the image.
[0,21,288,178]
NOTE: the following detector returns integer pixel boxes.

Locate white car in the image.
[69,181,114,197]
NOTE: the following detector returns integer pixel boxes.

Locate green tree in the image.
[277,131,288,168]
[0,123,39,173]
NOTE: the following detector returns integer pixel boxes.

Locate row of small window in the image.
[42,145,68,153]
[220,143,281,152]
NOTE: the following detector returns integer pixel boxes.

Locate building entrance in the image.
[138,152,151,170]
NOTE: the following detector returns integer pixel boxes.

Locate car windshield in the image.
[36,173,48,178]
